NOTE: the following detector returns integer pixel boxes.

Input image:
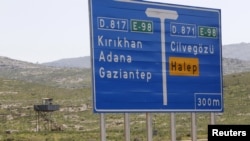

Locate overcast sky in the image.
[0,0,249,63]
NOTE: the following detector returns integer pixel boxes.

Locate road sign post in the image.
[89,0,223,113]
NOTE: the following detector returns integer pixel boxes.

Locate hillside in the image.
[223,58,250,75]
[0,56,91,89]
[0,53,250,140]
[223,42,250,61]
[0,71,250,140]
[42,56,91,68]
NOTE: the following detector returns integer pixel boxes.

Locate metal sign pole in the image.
[100,113,106,141]
[146,113,153,141]
[171,113,176,141]
[124,113,130,141]
[191,113,197,141]
[210,112,215,124]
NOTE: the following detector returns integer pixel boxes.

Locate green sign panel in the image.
[199,26,217,38]
[131,20,153,33]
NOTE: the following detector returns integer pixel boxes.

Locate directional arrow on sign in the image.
[145,8,178,105]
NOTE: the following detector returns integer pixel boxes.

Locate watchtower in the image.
[34,98,60,131]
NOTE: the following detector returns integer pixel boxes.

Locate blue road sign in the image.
[89,0,223,112]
